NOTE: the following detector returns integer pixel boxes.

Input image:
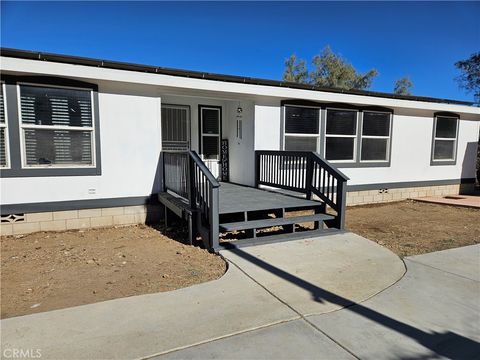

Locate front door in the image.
[199,105,221,179]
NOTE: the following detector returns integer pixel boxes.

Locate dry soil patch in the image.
[346,200,480,257]
[1,225,226,319]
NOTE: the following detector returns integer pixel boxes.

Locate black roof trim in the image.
[0,47,474,106]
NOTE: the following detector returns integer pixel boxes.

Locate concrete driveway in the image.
[2,234,478,359]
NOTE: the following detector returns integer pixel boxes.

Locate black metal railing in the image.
[163,151,189,199]
[255,150,349,229]
[162,150,220,251]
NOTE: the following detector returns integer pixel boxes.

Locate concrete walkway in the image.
[0,232,403,359]
[414,194,480,209]
[161,244,480,360]
[2,235,478,359]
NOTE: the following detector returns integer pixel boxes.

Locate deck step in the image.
[220,213,334,232]
[220,228,343,249]
[158,192,191,218]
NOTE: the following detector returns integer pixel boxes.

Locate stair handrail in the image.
[255,150,349,229]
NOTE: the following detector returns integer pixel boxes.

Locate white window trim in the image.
[431,115,458,162]
[359,111,392,163]
[324,107,359,163]
[282,105,321,152]
[1,82,10,169]
[200,106,221,161]
[17,82,96,169]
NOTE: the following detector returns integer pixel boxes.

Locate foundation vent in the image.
[1,214,25,223]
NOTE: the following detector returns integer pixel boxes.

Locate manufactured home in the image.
[1,49,479,250]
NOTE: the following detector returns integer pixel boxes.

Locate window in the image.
[0,83,8,168]
[432,115,458,163]
[199,106,221,160]
[325,108,357,161]
[161,104,190,151]
[360,111,391,162]
[19,84,95,167]
[283,106,320,151]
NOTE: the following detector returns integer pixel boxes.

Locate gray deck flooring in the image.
[219,182,321,214]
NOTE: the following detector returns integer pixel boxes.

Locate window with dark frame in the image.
[360,111,391,162]
[200,107,221,160]
[432,115,458,162]
[325,108,357,161]
[19,84,95,167]
[283,106,320,152]
[0,83,7,168]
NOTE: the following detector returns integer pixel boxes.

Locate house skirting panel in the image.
[0,205,163,236]
[346,183,475,206]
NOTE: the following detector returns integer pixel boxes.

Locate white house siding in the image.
[253,104,480,187]
[0,55,479,231]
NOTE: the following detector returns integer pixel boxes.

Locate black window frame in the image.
[430,112,459,166]
[282,104,321,152]
[324,107,359,163]
[281,100,394,168]
[198,105,222,161]
[0,75,101,177]
[359,110,392,164]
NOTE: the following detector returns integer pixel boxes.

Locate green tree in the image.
[283,54,308,83]
[282,46,378,90]
[455,52,480,104]
[394,76,413,95]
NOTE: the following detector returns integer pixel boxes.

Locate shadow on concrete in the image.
[222,243,479,360]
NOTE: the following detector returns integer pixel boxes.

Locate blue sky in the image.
[1,1,479,101]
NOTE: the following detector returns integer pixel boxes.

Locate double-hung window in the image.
[325,108,358,162]
[283,106,320,151]
[360,111,391,162]
[432,115,458,164]
[19,84,95,167]
[199,106,221,160]
[0,83,8,168]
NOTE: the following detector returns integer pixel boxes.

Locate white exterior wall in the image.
[1,84,162,205]
[253,105,479,186]
[160,94,229,154]
[160,95,255,185]
[344,115,479,186]
[254,101,282,151]
[0,56,479,210]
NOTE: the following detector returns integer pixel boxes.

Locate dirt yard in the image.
[346,200,480,257]
[1,225,226,319]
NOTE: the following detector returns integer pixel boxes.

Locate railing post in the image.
[335,179,347,230]
[305,153,313,200]
[161,151,166,192]
[209,186,220,251]
[188,155,195,209]
[254,151,260,188]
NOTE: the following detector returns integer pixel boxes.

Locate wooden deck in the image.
[160,150,347,250]
[219,182,321,214]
